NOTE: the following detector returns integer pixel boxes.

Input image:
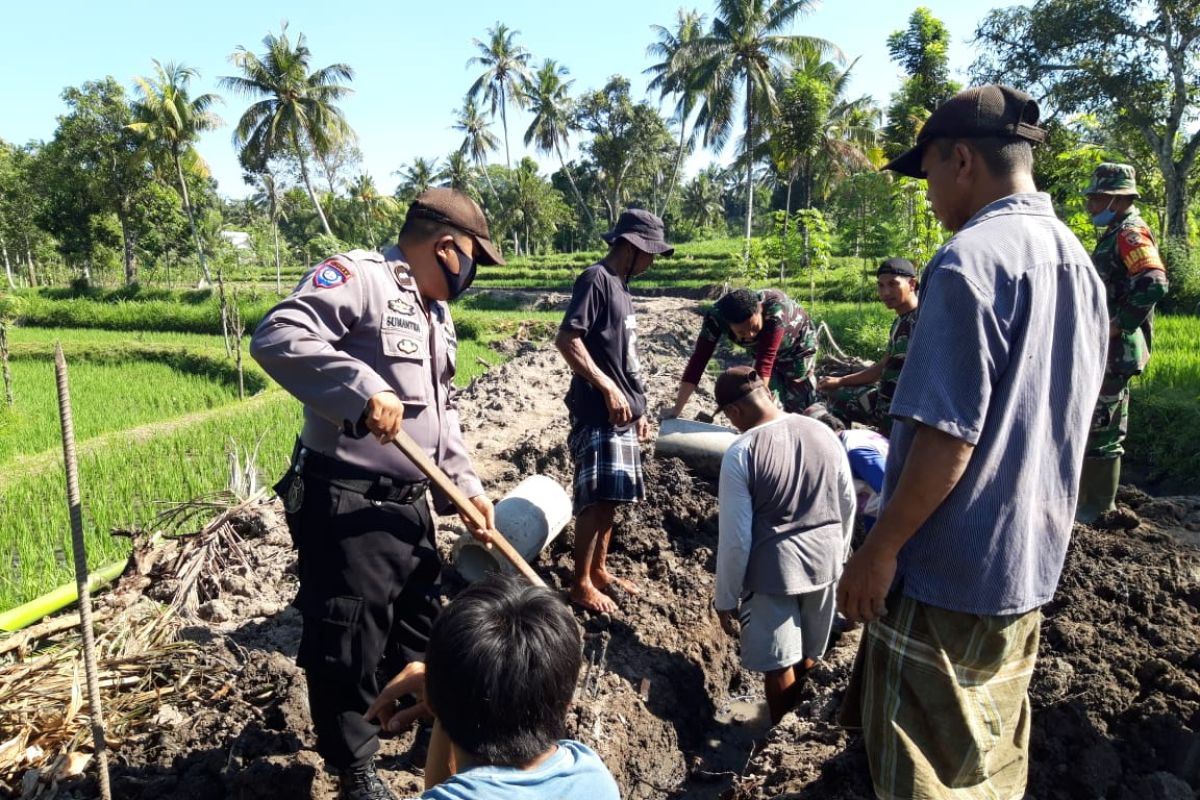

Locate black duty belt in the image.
[291,441,429,505]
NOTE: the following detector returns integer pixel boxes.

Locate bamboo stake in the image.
[53,344,112,800]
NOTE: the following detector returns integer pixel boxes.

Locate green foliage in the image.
[884,8,960,158]
[972,0,1200,241]
[1160,239,1200,314]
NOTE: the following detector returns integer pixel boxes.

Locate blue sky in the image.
[1,1,1010,199]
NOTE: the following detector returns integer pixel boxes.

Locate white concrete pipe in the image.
[655,417,739,478]
[453,475,572,583]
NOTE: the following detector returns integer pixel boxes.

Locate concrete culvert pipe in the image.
[655,417,739,478]
[453,475,572,583]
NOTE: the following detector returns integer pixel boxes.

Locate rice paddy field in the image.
[1,241,1196,614]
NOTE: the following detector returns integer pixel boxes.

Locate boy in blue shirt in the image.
[366,573,620,800]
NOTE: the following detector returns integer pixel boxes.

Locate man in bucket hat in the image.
[836,85,1108,800]
[1077,163,1169,522]
[555,209,673,613]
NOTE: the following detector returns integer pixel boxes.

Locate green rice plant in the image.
[0,391,302,610]
[0,355,248,463]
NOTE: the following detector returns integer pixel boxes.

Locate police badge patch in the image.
[388,298,416,316]
[313,259,352,289]
[395,338,419,355]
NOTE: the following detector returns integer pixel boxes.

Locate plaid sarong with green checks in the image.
[840,594,1040,800]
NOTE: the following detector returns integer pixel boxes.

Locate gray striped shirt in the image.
[883,193,1108,615]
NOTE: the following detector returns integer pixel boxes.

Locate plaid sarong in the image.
[840,593,1040,800]
[567,420,644,513]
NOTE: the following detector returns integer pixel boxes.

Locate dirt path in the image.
[22,295,1200,800]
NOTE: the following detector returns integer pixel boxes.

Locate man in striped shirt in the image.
[837,85,1108,799]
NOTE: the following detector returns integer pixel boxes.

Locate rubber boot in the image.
[1075,457,1120,524]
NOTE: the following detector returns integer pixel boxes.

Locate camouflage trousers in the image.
[769,357,817,414]
[825,384,892,434]
[1086,369,1131,459]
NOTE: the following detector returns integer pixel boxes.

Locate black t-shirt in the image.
[560,263,646,426]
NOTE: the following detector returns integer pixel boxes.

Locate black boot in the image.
[338,761,398,800]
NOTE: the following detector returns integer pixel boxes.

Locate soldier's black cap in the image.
[407,188,506,266]
[883,85,1047,179]
[877,257,917,278]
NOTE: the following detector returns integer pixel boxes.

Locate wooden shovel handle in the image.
[390,430,546,587]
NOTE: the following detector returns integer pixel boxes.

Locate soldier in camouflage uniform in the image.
[663,287,818,417]
[817,257,920,435]
[1076,163,1169,522]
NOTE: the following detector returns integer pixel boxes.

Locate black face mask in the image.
[439,245,477,300]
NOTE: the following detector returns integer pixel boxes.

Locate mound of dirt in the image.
[22,296,1200,800]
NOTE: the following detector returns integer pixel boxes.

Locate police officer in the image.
[251,188,503,800]
[1077,163,1169,522]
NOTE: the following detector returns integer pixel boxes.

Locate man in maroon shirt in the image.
[662,288,818,419]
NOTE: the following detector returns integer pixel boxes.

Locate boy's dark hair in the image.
[425,573,582,766]
[715,288,760,323]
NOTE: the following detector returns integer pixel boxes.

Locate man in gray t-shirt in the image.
[713,367,855,724]
[836,86,1108,800]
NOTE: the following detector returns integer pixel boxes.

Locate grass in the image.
[0,391,301,611]
[1129,314,1200,489]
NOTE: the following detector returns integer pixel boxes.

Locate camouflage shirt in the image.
[703,288,814,370]
[878,306,919,412]
[1092,208,1169,375]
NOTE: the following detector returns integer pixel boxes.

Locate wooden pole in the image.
[54,344,113,800]
[389,430,545,587]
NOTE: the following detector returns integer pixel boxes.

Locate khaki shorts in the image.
[738,585,836,672]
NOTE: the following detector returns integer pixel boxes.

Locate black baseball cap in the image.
[407,188,506,266]
[883,84,1047,179]
[714,366,764,409]
[877,257,917,278]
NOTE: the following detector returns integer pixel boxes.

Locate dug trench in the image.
[27,297,1200,800]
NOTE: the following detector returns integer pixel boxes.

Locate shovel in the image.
[390,430,546,588]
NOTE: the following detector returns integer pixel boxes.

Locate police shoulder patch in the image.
[313,259,352,289]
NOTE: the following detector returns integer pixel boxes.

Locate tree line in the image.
[0,0,1197,296]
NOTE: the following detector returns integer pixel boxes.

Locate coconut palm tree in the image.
[682,165,728,230]
[129,60,223,284]
[347,173,398,250]
[682,0,830,255]
[395,157,439,202]
[453,97,502,200]
[467,23,533,168]
[250,171,286,292]
[438,151,477,195]
[645,9,707,216]
[524,59,591,226]
[221,23,354,238]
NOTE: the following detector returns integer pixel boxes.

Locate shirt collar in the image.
[960,192,1055,233]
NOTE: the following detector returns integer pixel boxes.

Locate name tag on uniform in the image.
[383,315,423,334]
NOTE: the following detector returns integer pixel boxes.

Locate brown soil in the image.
[23,296,1200,800]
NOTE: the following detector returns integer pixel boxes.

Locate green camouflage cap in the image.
[1083,162,1139,197]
